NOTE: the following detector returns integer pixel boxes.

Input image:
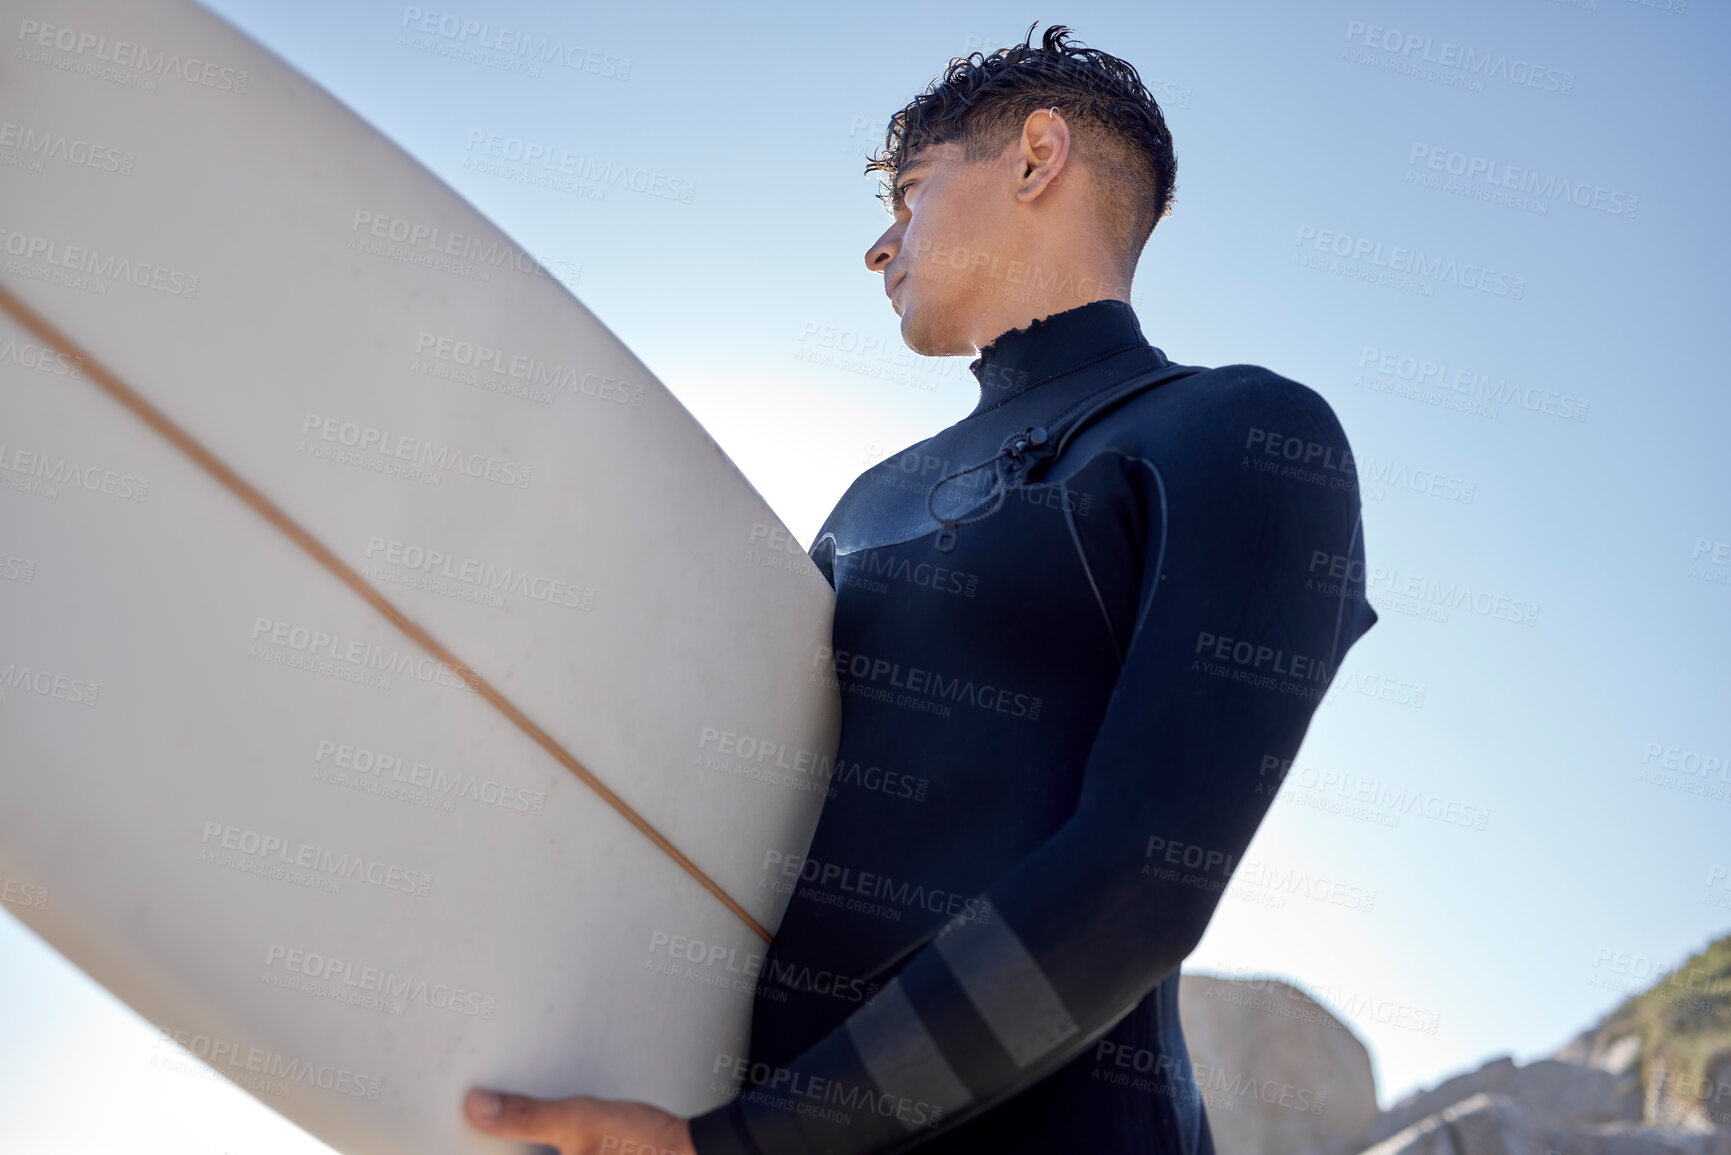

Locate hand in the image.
[464,1087,696,1155]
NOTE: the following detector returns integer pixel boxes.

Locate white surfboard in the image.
[0,1,839,1153]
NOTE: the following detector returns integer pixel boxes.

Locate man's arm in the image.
[690,372,1379,1155]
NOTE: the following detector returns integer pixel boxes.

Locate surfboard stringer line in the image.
[0,280,775,945]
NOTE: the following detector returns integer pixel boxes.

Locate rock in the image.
[1178,973,1379,1155]
[1645,1051,1731,1133]
[1553,936,1731,1133]
[1361,1093,1534,1155]
[1704,1051,1731,1129]
[1558,1029,1644,1077]
[1532,1122,1731,1155]
[1508,1061,1645,1127]
[1446,1095,1538,1155]
[1358,1058,1519,1148]
[1345,1058,1642,1153]
[1176,937,1731,1155]
[1361,1109,1459,1155]
[1351,1094,1731,1155]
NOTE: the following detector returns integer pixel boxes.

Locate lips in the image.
[887,271,906,300]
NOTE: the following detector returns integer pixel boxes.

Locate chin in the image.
[897,303,963,359]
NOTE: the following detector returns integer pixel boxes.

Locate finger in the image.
[464,1088,575,1143]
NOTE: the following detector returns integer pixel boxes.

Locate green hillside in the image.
[1594,933,1731,1124]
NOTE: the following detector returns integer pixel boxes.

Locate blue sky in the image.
[3,0,1728,1151]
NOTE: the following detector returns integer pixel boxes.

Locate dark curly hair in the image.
[866,23,1177,276]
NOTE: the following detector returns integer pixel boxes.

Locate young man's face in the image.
[863,140,1019,358]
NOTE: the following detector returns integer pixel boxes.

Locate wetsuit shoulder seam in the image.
[1065,448,1176,647]
[1060,475,1126,668]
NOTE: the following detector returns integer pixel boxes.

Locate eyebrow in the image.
[891,156,934,209]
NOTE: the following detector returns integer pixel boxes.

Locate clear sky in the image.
[3,0,1728,1151]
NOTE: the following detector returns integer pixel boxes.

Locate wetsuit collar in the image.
[967,297,1153,417]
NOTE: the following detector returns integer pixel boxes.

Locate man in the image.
[465,24,1378,1154]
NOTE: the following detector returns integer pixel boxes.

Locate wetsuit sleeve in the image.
[689,371,1377,1155]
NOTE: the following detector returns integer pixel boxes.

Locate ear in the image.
[1014,107,1070,202]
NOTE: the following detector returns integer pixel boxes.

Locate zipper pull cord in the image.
[926,425,1049,553]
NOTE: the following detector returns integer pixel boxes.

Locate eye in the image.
[895,179,917,204]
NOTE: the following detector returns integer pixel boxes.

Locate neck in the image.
[964,267,1133,353]
[967,297,1154,417]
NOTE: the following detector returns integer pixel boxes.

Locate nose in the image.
[864,218,904,274]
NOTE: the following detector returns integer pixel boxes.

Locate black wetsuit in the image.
[690,299,1378,1155]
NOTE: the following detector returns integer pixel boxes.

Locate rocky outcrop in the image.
[1533,1122,1731,1155]
[1321,1051,1731,1155]
[1339,1057,1643,1151]
[1180,933,1731,1155]
[1178,972,1379,1155]
[1360,1094,1532,1155]
[1555,935,1731,1135]
[1353,1091,1731,1155]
